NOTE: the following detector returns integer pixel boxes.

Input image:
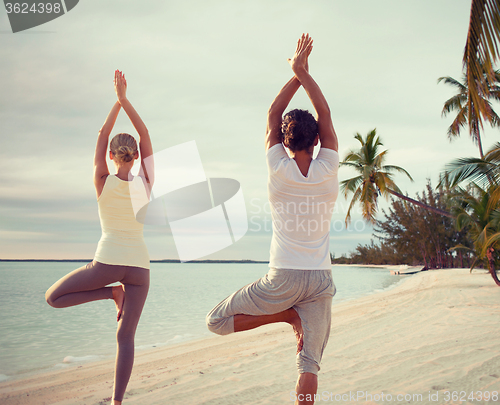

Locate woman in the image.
[45,70,153,405]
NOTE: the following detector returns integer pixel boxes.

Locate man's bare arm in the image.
[265,77,301,150]
[266,38,314,151]
[289,34,338,152]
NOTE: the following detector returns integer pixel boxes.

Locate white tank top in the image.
[94,175,150,269]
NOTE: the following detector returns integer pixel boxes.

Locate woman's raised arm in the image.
[114,71,154,186]
[94,99,121,195]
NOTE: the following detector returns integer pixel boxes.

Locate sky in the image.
[1,0,498,261]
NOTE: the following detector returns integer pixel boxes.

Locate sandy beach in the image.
[1,268,499,405]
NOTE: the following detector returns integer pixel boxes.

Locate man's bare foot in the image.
[112,285,125,322]
[286,308,303,354]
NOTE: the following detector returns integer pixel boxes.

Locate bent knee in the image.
[297,353,320,375]
[45,289,57,307]
[205,314,221,334]
[205,313,232,335]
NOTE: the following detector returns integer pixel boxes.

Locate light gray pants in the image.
[45,260,150,402]
[206,268,335,375]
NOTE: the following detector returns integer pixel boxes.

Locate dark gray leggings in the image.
[45,260,150,402]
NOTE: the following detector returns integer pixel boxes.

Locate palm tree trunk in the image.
[477,128,485,159]
[486,247,500,287]
[386,189,454,218]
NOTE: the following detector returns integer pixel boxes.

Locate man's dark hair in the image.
[281,109,318,152]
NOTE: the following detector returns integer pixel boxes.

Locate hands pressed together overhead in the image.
[288,33,313,74]
[114,70,127,103]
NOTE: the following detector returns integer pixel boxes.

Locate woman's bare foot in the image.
[113,400,122,405]
[286,308,303,354]
[112,285,125,322]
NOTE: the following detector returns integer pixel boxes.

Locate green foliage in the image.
[440,142,500,189]
[438,68,500,157]
[376,182,469,268]
[449,183,500,271]
[343,241,405,266]
[340,181,471,268]
[340,129,413,225]
[463,0,500,140]
[331,254,351,265]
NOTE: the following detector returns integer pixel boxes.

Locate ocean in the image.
[0,261,407,382]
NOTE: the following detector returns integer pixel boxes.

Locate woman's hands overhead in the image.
[114,70,127,103]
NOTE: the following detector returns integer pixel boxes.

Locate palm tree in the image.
[341,129,453,225]
[463,0,500,145]
[450,183,500,286]
[438,68,500,158]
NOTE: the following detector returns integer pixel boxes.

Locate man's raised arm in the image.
[265,77,301,150]
[265,35,315,151]
[289,34,338,152]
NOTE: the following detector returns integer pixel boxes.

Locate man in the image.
[206,33,339,405]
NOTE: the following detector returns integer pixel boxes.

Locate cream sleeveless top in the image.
[94,175,150,269]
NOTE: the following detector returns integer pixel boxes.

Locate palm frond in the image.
[487,104,500,126]
[342,152,362,163]
[345,186,363,226]
[464,0,500,123]
[381,165,414,181]
[376,172,401,197]
[339,161,362,169]
[448,243,474,254]
[354,133,365,146]
[442,156,497,187]
[469,256,481,272]
[360,181,378,223]
[456,211,474,231]
[484,142,500,160]
[340,175,363,197]
[441,94,466,116]
[486,187,500,212]
[481,230,500,257]
[448,106,469,140]
[437,76,467,91]
[372,149,388,169]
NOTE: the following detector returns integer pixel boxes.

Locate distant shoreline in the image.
[0,259,269,264]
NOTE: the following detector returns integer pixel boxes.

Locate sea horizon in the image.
[0,259,269,263]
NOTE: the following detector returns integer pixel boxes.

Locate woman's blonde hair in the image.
[110,133,138,163]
